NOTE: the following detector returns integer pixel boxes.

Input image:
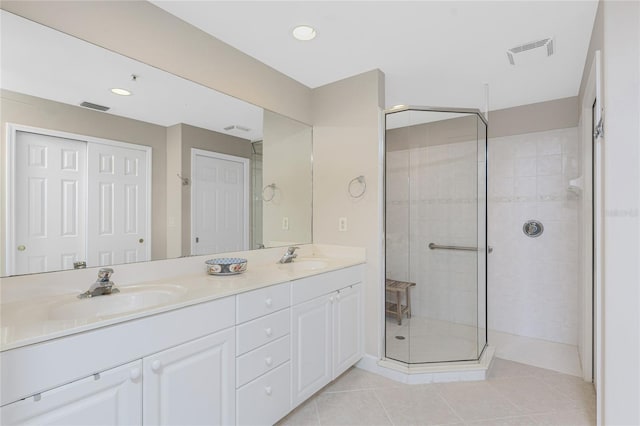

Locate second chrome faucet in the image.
[278,246,299,264]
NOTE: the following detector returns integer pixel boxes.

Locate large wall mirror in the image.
[0,11,313,277]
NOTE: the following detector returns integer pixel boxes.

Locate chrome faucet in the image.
[78,268,119,299]
[278,246,299,264]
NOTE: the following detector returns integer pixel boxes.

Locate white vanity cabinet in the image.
[0,262,365,426]
[333,283,364,377]
[291,292,333,405]
[143,327,236,426]
[234,282,292,426]
[291,267,364,406]
[1,360,143,425]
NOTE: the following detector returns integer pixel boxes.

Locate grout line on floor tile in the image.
[313,399,322,426]
[323,386,393,394]
[371,388,396,426]
[435,388,465,424]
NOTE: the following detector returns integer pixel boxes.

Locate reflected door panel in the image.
[192,150,248,255]
[13,131,87,275]
[87,143,149,266]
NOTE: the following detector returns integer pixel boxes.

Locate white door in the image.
[87,142,149,266]
[143,328,236,426]
[12,131,87,275]
[291,294,333,406]
[0,361,142,425]
[191,149,249,255]
[333,284,363,378]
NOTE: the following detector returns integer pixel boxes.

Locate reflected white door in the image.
[13,131,87,275]
[87,143,149,266]
[191,149,249,255]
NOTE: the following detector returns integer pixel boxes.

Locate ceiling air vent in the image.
[507,37,554,66]
[224,125,251,132]
[80,101,110,112]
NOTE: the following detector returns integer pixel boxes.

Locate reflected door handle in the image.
[17,245,26,251]
[139,238,144,244]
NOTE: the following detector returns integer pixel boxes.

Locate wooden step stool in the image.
[385,279,416,325]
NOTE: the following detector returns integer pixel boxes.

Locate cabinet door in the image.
[1,361,142,426]
[333,284,363,378]
[143,328,235,426]
[291,294,333,406]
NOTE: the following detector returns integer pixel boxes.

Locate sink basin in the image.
[278,259,329,272]
[48,284,188,320]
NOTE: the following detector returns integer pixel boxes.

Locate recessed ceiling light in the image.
[292,25,316,41]
[111,88,132,96]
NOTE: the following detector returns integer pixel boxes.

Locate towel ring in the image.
[348,175,366,198]
[177,173,190,186]
[262,183,276,202]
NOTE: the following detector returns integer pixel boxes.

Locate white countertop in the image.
[0,245,365,352]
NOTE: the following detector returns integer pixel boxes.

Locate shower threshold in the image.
[357,346,495,385]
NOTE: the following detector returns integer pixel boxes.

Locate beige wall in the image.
[0,89,168,274]
[312,69,385,357]
[166,124,183,259]
[262,110,313,247]
[179,124,252,255]
[0,1,312,125]
[488,96,579,138]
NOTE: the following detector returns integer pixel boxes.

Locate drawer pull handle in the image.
[151,360,162,372]
[265,357,273,366]
[336,293,341,301]
[265,327,273,337]
[329,295,335,302]
[265,386,273,396]
[130,368,141,381]
[265,298,273,308]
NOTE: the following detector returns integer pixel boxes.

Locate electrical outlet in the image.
[338,217,348,232]
[282,217,289,230]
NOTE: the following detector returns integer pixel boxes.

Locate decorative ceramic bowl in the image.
[205,258,248,275]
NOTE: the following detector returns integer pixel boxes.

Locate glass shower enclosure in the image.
[384,107,487,364]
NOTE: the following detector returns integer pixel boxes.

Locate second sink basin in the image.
[278,259,329,272]
[48,284,188,321]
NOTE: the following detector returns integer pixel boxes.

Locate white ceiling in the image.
[152,0,599,111]
[0,11,264,141]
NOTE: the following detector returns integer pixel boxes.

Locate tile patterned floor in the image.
[277,358,596,426]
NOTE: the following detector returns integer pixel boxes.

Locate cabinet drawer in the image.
[291,265,363,305]
[236,282,290,324]
[236,309,290,355]
[236,335,290,388]
[236,362,291,426]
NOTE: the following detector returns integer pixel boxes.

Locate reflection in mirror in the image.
[0,11,312,277]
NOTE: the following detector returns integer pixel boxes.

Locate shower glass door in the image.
[384,108,488,364]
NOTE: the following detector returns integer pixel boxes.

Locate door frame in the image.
[580,50,603,421]
[4,123,152,275]
[190,148,250,255]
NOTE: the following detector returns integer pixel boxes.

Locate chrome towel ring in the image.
[348,175,366,198]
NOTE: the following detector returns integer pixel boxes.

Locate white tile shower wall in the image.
[385,150,410,283]
[386,140,479,326]
[488,127,579,345]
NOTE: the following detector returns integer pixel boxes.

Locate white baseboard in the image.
[356,346,495,384]
[489,329,582,376]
